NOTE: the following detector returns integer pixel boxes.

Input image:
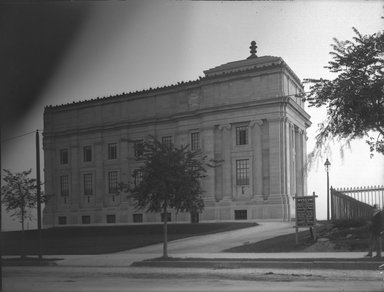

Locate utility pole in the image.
[36,130,42,260]
[324,158,331,221]
[0,125,3,292]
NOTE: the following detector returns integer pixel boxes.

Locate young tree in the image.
[304,28,384,158]
[1,169,39,258]
[128,136,213,258]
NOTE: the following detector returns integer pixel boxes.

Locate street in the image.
[4,265,384,292]
[4,223,383,292]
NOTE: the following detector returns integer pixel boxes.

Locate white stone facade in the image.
[43,54,311,227]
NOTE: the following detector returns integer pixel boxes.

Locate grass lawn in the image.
[224,220,371,253]
[224,229,314,253]
[2,222,257,255]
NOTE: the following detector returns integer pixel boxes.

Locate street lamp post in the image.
[324,158,331,221]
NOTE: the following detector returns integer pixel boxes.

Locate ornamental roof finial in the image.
[247,41,258,59]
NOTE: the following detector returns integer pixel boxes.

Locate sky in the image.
[1,0,384,230]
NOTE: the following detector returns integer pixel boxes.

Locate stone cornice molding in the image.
[44,95,312,139]
[267,117,287,123]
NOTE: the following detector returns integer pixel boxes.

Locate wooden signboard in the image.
[296,195,316,227]
[294,192,318,244]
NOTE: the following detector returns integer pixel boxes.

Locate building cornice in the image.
[44,57,302,113]
[43,95,308,139]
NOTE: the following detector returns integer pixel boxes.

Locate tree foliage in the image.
[1,168,47,258]
[129,136,210,215]
[304,28,384,157]
[1,169,39,230]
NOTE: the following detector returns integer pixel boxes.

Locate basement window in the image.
[82,215,91,224]
[106,215,116,224]
[234,210,247,220]
[133,214,143,223]
[58,216,67,225]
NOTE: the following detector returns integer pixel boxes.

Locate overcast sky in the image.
[1,1,383,230]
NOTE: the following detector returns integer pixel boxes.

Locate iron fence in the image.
[331,188,373,220]
[335,185,384,208]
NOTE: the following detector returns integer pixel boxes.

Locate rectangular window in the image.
[190,132,200,151]
[58,216,67,225]
[162,136,173,147]
[236,159,249,185]
[108,171,118,193]
[134,140,144,157]
[83,145,92,162]
[108,143,117,160]
[82,215,91,224]
[134,170,143,186]
[161,212,171,222]
[236,126,248,145]
[60,149,68,164]
[133,213,143,223]
[234,210,248,220]
[83,173,93,196]
[106,215,116,223]
[60,175,69,196]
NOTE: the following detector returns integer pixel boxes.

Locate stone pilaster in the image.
[280,117,288,195]
[250,120,263,199]
[70,139,80,211]
[202,126,215,201]
[120,129,130,203]
[268,119,281,196]
[290,123,296,196]
[295,127,304,197]
[214,126,223,202]
[285,121,291,196]
[218,124,232,201]
[261,120,270,199]
[94,140,104,207]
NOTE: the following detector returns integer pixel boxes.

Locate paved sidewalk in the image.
[7,222,380,269]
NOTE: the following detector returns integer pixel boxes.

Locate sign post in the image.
[295,192,317,244]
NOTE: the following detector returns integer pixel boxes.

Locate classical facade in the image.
[43,42,311,227]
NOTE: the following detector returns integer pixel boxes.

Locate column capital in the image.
[249,119,264,128]
[119,137,130,143]
[218,124,231,131]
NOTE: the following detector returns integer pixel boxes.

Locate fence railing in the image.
[331,187,381,220]
[331,188,373,220]
[335,185,384,208]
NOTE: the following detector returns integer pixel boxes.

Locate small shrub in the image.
[333,218,369,229]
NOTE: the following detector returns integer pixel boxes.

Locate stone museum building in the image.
[42,42,311,227]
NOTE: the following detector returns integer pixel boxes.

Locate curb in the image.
[131,258,384,270]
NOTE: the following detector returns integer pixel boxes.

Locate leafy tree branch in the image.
[304,27,384,159]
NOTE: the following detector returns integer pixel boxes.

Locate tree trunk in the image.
[20,206,26,260]
[163,204,168,258]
